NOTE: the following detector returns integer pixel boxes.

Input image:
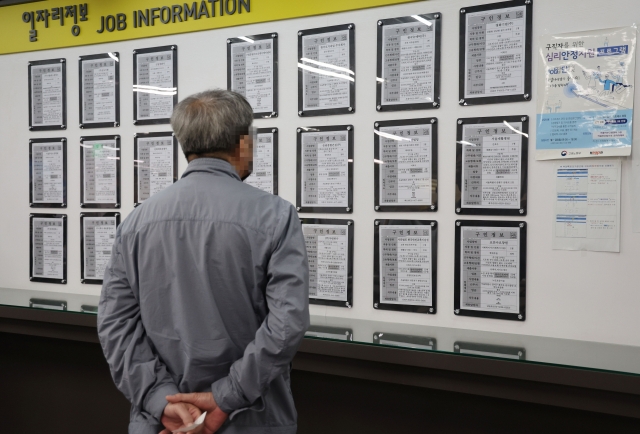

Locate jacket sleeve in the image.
[97,227,179,422]
[211,204,310,414]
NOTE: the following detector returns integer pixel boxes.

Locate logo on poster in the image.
[561,150,567,157]
[590,150,604,155]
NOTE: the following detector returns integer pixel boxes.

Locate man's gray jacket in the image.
[97,158,310,434]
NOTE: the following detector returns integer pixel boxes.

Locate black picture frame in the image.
[28,58,67,131]
[79,135,121,209]
[454,341,526,360]
[80,212,120,285]
[373,219,438,314]
[454,220,527,322]
[133,45,178,125]
[29,298,68,311]
[374,118,438,212]
[133,132,179,206]
[300,218,354,308]
[296,125,354,214]
[78,52,121,129]
[455,115,529,216]
[373,333,437,351]
[227,33,279,119]
[458,0,533,106]
[244,127,279,196]
[306,325,354,341]
[29,137,67,209]
[298,23,356,117]
[376,13,442,112]
[29,213,67,285]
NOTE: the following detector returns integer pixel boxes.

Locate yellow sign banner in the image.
[0,0,421,55]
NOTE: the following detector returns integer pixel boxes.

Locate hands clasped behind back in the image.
[160,392,229,434]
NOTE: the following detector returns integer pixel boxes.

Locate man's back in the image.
[98,157,309,434]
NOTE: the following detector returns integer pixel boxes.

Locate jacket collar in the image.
[181,157,241,181]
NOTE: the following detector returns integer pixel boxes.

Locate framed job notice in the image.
[29,138,67,208]
[459,0,532,106]
[376,13,441,112]
[375,118,438,212]
[133,45,178,125]
[80,135,121,208]
[456,116,528,216]
[298,24,356,117]
[301,219,354,308]
[30,214,67,284]
[81,212,120,284]
[228,33,278,119]
[297,125,353,214]
[79,52,120,129]
[134,132,178,206]
[28,58,67,131]
[374,220,437,314]
[454,220,527,321]
[244,128,278,195]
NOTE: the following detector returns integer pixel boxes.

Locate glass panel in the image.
[0,287,99,314]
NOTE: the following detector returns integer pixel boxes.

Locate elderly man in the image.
[98,89,310,434]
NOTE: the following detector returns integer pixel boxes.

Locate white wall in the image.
[1,0,639,346]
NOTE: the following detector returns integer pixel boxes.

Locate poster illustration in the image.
[537,26,636,160]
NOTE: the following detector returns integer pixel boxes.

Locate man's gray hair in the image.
[171,89,253,156]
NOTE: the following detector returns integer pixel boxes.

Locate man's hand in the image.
[159,402,203,434]
[166,392,229,434]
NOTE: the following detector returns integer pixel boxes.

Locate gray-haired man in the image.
[98,89,310,434]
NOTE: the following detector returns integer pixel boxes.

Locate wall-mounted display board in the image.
[454,341,525,360]
[376,13,441,112]
[455,116,528,216]
[374,220,437,314]
[133,45,178,125]
[80,135,121,209]
[297,125,354,214]
[29,213,67,284]
[306,325,354,341]
[227,33,278,119]
[244,128,279,195]
[80,213,120,284]
[298,24,356,117]
[374,118,438,212]
[29,138,67,209]
[301,219,354,308]
[28,58,66,131]
[454,220,526,322]
[459,0,532,106]
[373,332,436,350]
[79,52,120,129]
[133,132,179,206]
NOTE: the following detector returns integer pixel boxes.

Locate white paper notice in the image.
[553,159,621,252]
[302,30,352,110]
[32,218,64,279]
[379,124,433,206]
[379,225,433,306]
[464,6,526,98]
[136,51,174,120]
[461,122,523,209]
[32,143,64,204]
[31,64,64,126]
[460,226,521,314]
[381,20,436,105]
[83,216,117,280]
[231,40,274,113]
[136,136,174,202]
[82,58,117,123]
[301,131,349,207]
[245,132,275,194]
[83,140,118,204]
[303,224,349,301]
